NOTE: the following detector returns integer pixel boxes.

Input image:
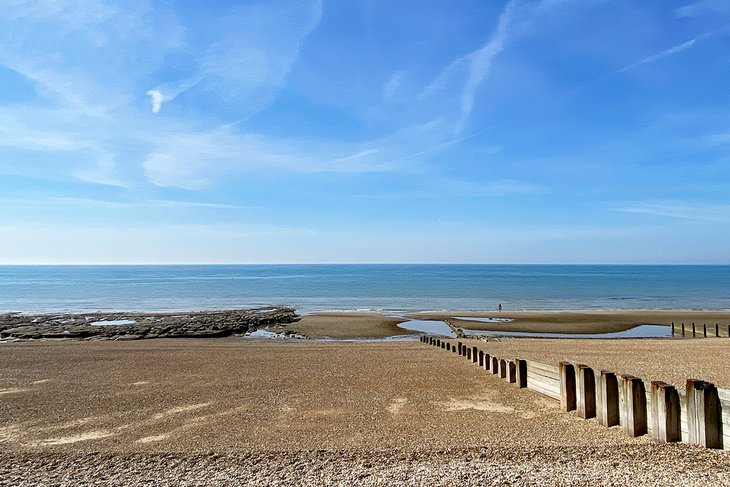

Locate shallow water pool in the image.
[398,320,456,338]
[462,324,673,339]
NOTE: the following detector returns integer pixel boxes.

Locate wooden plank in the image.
[527,372,560,385]
[717,388,730,402]
[527,376,560,391]
[526,361,560,378]
[527,383,560,399]
[527,374,559,386]
[527,382,561,400]
[526,360,559,372]
[526,375,560,389]
[526,362,560,376]
[527,373,560,385]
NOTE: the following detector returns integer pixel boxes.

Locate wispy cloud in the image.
[614,39,697,74]
[454,0,517,134]
[382,70,404,99]
[612,25,729,75]
[617,201,730,223]
[676,0,730,17]
[144,0,322,119]
[5,196,255,211]
[73,154,130,189]
[141,128,395,189]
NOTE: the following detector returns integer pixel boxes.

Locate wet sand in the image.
[410,310,730,334]
[284,312,408,338]
[1,339,730,485]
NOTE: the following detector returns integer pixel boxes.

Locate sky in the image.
[1,0,730,264]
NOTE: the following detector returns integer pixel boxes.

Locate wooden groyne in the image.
[420,335,730,450]
[672,322,730,338]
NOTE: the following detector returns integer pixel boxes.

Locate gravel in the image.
[1,339,729,485]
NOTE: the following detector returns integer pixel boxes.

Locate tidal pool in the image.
[398,320,456,338]
[89,319,137,326]
[462,324,673,339]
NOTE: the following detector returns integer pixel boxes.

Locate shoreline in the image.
[5,307,730,341]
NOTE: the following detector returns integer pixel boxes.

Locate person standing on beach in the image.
[498,303,502,312]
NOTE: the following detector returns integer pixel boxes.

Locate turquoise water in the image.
[0,265,729,313]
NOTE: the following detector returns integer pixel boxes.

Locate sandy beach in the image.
[2,338,730,485]
[283,311,408,338]
[410,310,730,334]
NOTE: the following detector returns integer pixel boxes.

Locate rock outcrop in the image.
[0,307,298,341]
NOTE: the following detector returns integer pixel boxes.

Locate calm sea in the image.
[0,265,729,314]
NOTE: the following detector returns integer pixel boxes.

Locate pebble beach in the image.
[2,338,730,485]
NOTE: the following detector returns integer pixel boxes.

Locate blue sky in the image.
[1,0,730,264]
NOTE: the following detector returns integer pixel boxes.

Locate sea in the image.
[0,264,729,314]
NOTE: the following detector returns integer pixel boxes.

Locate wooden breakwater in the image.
[421,336,730,450]
[672,322,730,338]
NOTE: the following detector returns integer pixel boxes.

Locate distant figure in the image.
[498,303,502,312]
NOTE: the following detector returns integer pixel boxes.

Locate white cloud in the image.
[455,0,518,134]
[610,25,730,76]
[145,90,166,114]
[141,127,399,189]
[73,153,130,189]
[676,0,730,17]
[0,1,180,116]
[617,201,730,223]
[382,71,404,99]
[614,39,697,74]
[144,0,322,121]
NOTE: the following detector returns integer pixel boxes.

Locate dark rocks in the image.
[0,307,299,341]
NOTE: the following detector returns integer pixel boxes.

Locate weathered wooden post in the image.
[716,323,720,337]
[681,322,685,336]
[619,375,647,437]
[499,359,507,379]
[458,342,463,355]
[703,323,707,338]
[559,362,576,412]
[598,370,619,427]
[491,357,499,375]
[484,353,491,371]
[516,359,527,388]
[650,381,680,443]
[472,346,478,364]
[576,365,597,419]
[686,379,723,449]
[466,346,472,361]
[671,321,674,336]
[692,322,696,337]
[478,350,484,367]
[507,360,517,384]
